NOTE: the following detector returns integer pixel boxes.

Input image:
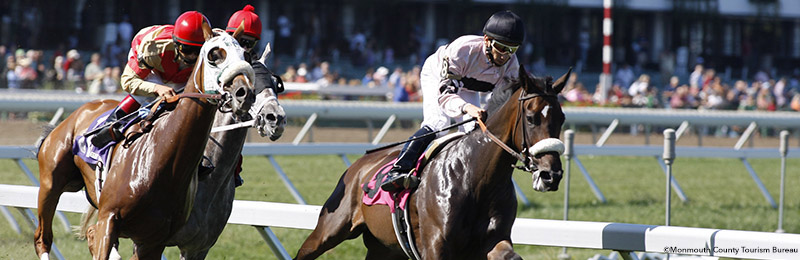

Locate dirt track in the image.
[4,119,788,149]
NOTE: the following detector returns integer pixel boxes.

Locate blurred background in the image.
[1,0,799,110]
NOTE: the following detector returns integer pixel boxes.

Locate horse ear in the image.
[232,20,245,40]
[202,20,213,41]
[552,67,572,93]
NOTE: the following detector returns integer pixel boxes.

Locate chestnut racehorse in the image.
[296,67,569,259]
[35,24,256,260]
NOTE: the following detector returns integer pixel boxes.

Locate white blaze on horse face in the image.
[197,32,253,94]
[541,105,550,118]
[39,252,48,260]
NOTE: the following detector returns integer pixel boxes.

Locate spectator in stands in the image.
[5,57,19,90]
[689,64,703,89]
[281,65,297,82]
[16,58,37,89]
[101,67,120,94]
[84,53,105,94]
[614,64,635,93]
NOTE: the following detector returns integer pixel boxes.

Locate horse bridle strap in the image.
[476,118,527,163]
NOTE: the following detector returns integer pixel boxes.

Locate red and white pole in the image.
[599,0,613,104]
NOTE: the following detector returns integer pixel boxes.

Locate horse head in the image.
[512,66,570,192]
[250,43,286,141]
[194,22,256,117]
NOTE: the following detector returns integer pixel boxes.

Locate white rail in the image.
[2,89,800,127]
[1,184,797,260]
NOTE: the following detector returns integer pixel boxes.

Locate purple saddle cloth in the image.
[72,109,116,167]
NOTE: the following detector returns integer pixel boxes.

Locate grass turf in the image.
[0,155,797,259]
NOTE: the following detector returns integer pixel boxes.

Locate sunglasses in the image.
[238,37,257,49]
[490,39,519,54]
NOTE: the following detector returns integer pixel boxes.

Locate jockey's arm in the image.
[120,66,175,98]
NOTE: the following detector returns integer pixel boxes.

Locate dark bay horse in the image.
[35,25,256,260]
[295,67,569,260]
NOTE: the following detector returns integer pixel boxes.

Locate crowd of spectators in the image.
[0,45,123,95]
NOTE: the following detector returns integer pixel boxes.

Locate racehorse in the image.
[295,66,569,260]
[74,46,287,260]
[35,24,256,260]
[166,47,286,259]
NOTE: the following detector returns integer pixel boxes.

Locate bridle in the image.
[476,87,558,173]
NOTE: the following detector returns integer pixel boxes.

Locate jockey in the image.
[380,10,525,192]
[90,11,210,148]
[223,5,281,187]
[225,4,281,94]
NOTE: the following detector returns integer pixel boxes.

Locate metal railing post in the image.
[256,226,292,260]
[559,130,574,260]
[293,113,318,145]
[663,129,675,227]
[372,114,396,145]
[266,155,307,205]
[777,130,789,233]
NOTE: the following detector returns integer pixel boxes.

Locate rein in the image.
[475,118,527,164]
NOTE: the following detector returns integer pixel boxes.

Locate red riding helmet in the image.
[226,5,262,39]
[173,11,210,47]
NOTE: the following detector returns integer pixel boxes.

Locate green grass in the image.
[1,155,798,259]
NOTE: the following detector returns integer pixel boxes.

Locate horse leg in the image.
[295,175,361,260]
[90,211,120,260]
[34,154,78,258]
[487,240,522,260]
[131,243,166,260]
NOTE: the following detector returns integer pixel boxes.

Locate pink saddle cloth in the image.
[361,157,423,213]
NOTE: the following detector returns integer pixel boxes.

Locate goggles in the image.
[177,43,202,55]
[237,37,257,49]
[490,39,519,54]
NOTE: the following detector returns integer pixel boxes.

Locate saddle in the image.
[361,132,465,260]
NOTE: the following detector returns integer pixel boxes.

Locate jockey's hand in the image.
[155,85,176,99]
[463,103,487,121]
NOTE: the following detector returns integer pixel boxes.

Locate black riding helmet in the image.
[483,10,525,45]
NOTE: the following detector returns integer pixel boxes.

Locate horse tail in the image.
[73,205,97,240]
[34,124,57,157]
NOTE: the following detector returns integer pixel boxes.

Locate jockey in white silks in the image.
[381,10,526,192]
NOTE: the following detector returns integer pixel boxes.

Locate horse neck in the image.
[205,112,248,178]
[469,90,523,184]
[168,63,218,162]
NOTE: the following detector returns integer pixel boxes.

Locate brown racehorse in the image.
[295,66,569,260]
[34,24,256,260]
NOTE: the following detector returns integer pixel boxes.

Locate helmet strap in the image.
[485,43,503,67]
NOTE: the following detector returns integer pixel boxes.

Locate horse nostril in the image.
[266,113,276,122]
[235,87,247,98]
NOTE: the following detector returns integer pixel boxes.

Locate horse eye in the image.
[207,47,227,66]
[526,112,541,125]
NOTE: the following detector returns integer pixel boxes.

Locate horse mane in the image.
[485,70,554,117]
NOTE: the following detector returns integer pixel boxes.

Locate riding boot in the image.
[380,126,436,192]
[89,95,141,148]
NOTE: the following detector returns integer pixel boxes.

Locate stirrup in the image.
[380,170,419,192]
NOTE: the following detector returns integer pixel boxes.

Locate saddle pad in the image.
[361,158,415,213]
[361,132,466,212]
[72,109,115,167]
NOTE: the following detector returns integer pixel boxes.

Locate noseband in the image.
[476,89,558,173]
